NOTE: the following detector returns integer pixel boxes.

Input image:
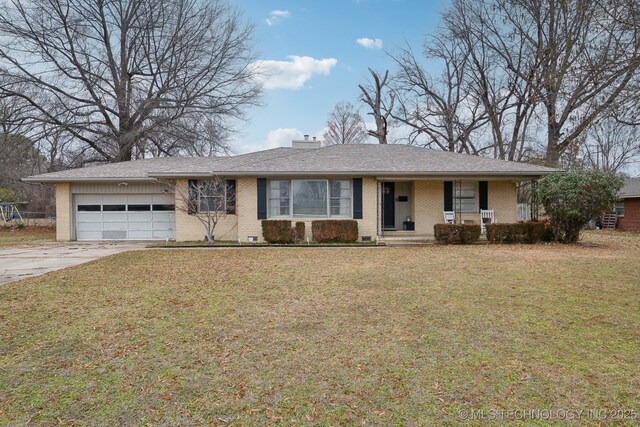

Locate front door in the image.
[383,182,395,230]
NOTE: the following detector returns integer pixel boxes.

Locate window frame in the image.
[197,180,227,213]
[267,179,353,219]
[453,181,479,213]
[615,201,625,217]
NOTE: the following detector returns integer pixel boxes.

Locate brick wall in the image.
[174,179,238,242]
[412,180,517,235]
[235,177,378,243]
[55,183,72,241]
[618,197,640,231]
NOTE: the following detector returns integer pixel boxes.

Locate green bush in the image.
[533,171,623,243]
[433,224,481,244]
[312,220,358,243]
[261,220,293,244]
[294,221,305,243]
[486,222,547,243]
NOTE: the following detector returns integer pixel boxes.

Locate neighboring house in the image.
[24,139,556,242]
[617,178,640,231]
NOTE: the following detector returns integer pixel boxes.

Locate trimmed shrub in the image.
[312,220,358,243]
[486,222,546,243]
[261,220,293,243]
[294,221,306,243]
[433,224,481,244]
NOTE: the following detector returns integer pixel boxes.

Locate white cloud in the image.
[253,56,338,90]
[356,38,383,50]
[266,128,304,148]
[265,10,290,26]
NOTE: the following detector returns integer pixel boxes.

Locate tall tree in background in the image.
[484,0,640,166]
[580,117,640,173]
[441,0,539,161]
[323,102,367,146]
[0,0,261,164]
[359,68,394,144]
[391,41,488,154]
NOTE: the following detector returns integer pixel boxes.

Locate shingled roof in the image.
[621,178,640,198]
[24,144,557,182]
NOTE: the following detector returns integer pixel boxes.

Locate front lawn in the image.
[1,231,639,425]
[0,226,56,248]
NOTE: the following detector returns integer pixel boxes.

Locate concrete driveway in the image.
[0,242,145,285]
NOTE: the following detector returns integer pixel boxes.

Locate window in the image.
[454,181,477,213]
[330,180,351,216]
[268,179,352,218]
[128,204,151,211]
[269,180,290,217]
[77,205,101,212]
[152,204,175,211]
[198,181,226,212]
[616,201,625,217]
[293,180,328,217]
[103,205,126,212]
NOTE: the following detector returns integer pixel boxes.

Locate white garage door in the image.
[75,194,176,241]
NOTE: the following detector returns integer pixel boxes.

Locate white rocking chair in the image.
[480,209,495,234]
[443,211,455,224]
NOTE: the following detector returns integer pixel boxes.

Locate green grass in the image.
[0,227,56,248]
[1,231,639,425]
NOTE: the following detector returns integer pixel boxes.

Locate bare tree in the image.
[0,0,261,164]
[391,41,488,154]
[483,0,640,166]
[442,0,540,161]
[173,178,235,242]
[359,68,394,144]
[322,102,368,146]
[580,117,640,173]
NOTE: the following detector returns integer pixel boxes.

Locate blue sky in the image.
[231,0,448,153]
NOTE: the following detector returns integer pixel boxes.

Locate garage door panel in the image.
[127,213,152,222]
[102,222,128,231]
[102,213,128,222]
[77,222,104,232]
[77,231,103,240]
[75,193,175,241]
[152,212,174,221]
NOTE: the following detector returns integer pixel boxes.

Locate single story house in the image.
[617,178,640,231]
[24,139,556,242]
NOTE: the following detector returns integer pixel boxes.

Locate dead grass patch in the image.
[0,230,638,424]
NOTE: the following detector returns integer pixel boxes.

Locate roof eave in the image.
[21,176,158,183]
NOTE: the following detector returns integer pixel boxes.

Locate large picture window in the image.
[268,179,352,218]
[454,181,478,213]
[293,180,328,217]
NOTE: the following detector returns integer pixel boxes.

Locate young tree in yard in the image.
[359,68,394,144]
[533,171,623,243]
[0,0,261,164]
[173,178,235,243]
[323,102,368,146]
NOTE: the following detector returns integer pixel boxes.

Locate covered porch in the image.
[376,178,534,241]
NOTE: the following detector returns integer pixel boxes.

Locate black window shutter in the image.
[479,181,488,211]
[188,179,198,215]
[257,178,267,219]
[353,178,363,219]
[226,179,236,214]
[444,181,453,211]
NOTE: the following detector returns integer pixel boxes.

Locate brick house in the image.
[617,178,640,231]
[24,140,556,242]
